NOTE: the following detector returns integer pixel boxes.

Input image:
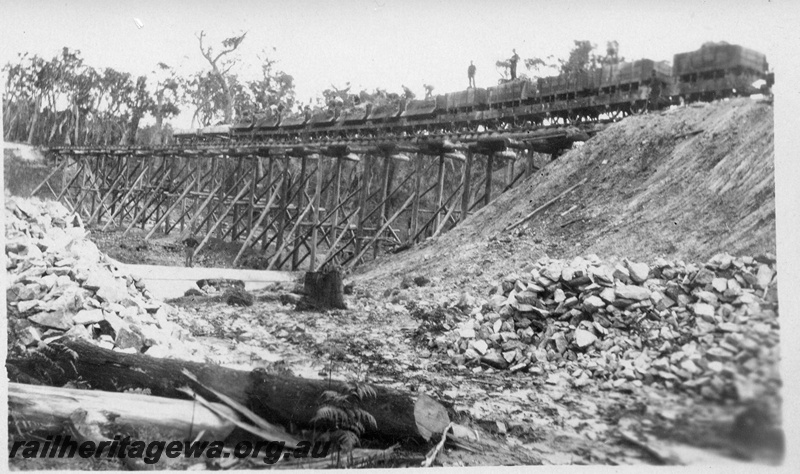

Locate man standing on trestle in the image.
[468,61,476,88]
[509,49,520,80]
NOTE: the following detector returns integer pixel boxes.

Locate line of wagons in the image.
[174,42,770,143]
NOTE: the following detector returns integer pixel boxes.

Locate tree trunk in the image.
[5,106,19,141]
[73,101,80,146]
[7,338,447,442]
[9,382,238,441]
[128,113,142,146]
[152,95,164,145]
[210,65,233,123]
[27,96,41,144]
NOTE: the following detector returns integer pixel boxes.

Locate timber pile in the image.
[421,254,780,402]
[5,196,206,361]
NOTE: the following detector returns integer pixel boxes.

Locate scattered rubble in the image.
[415,253,779,402]
[5,197,208,361]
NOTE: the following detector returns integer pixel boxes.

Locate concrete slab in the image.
[113,261,301,300]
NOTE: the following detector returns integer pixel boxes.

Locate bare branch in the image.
[196,30,213,63]
[211,32,247,64]
[221,63,236,76]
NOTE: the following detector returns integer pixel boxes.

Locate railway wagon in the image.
[402,95,447,119]
[339,103,371,124]
[309,108,338,127]
[446,88,489,112]
[673,42,768,100]
[536,76,561,100]
[280,111,309,129]
[173,124,232,144]
[368,101,404,122]
[600,59,671,90]
[175,41,769,145]
[488,80,528,107]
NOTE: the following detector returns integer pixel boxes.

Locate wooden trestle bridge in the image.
[32,127,590,271]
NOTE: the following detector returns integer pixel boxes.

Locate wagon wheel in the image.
[567,110,582,125]
[630,101,648,115]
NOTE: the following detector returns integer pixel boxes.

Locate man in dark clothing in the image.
[509,49,520,80]
[648,70,662,112]
[182,233,199,267]
[468,61,476,88]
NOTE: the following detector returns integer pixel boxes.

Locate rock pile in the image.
[432,254,780,401]
[5,197,207,361]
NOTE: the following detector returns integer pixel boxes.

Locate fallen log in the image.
[673,129,704,140]
[8,382,238,441]
[7,337,448,442]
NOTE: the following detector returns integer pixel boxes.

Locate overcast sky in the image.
[0,0,795,127]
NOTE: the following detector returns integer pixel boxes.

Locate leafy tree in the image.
[560,40,596,77]
[354,87,402,107]
[251,50,296,111]
[55,47,93,145]
[322,82,352,107]
[523,40,624,82]
[495,60,511,81]
[186,70,231,127]
[93,68,137,144]
[3,47,184,145]
[598,40,623,66]
[2,53,39,141]
[121,76,153,144]
[149,63,183,143]
[3,47,100,145]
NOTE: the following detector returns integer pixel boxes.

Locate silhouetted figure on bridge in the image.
[468,61,476,88]
[509,49,520,80]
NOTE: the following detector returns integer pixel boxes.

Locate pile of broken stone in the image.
[436,253,780,401]
[5,197,207,361]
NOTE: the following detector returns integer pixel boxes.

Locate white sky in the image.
[1,0,794,127]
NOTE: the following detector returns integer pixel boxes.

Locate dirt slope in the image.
[354,98,775,289]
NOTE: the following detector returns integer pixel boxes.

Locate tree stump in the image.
[300,264,346,310]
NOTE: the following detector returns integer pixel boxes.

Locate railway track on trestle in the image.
[34,125,595,271]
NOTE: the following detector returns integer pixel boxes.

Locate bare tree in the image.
[196,30,247,123]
